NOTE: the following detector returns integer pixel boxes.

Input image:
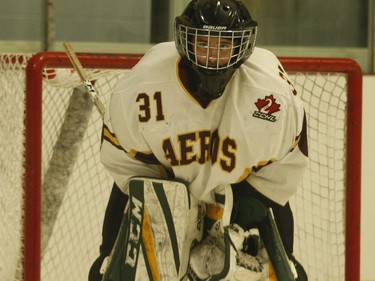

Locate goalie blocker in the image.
[187,196,306,281]
[100,177,204,281]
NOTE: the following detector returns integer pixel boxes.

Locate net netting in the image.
[0,53,361,281]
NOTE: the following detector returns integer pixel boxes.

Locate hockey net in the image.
[0,52,362,281]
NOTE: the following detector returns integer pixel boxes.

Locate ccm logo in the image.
[125,197,143,267]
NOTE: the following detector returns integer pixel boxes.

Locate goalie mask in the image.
[175,0,258,99]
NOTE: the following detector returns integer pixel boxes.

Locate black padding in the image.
[88,182,128,281]
[100,183,128,256]
[290,254,309,281]
[231,180,294,254]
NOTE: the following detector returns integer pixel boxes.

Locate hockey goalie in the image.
[89,0,309,280]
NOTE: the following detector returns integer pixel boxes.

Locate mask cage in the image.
[178,25,256,70]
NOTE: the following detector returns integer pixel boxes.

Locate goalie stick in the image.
[259,208,297,281]
[63,42,106,118]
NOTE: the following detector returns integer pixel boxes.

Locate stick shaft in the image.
[63,42,106,118]
[63,42,87,81]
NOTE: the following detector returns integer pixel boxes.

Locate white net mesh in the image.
[40,66,127,281]
[290,72,348,280]
[0,54,29,281]
[0,53,360,281]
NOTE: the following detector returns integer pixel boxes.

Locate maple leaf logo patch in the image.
[253,95,280,122]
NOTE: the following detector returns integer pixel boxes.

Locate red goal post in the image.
[1,52,362,281]
[23,52,142,281]
[282,57,362,281]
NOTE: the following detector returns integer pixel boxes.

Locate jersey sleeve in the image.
[100,43,179,194]
[246,123,308,205]
[246,58,309,205]
[100,82,163,194]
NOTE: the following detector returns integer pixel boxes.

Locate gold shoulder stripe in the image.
[102,125,161,164]
[290,134,301,152]
[129,149,160,165]
[252,158,277,173]
[237,167,253,183]
[237,158,278,182]
[102,125,126,152]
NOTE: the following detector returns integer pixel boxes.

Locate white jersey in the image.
[101,42,308,205]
